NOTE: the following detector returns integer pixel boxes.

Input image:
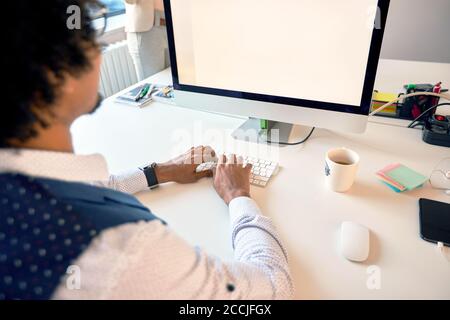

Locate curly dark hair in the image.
[1,0,101,147]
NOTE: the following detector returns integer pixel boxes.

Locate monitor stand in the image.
[231,118,313,145]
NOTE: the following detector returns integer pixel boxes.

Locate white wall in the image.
[380,0,450,63]
[105,0,450,64]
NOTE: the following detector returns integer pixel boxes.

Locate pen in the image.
[133,85,146,101]
[144,84,156,99]
[432,82,442,112]
[134,84,150,102]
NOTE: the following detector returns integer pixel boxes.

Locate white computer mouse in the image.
[340,221,370,262]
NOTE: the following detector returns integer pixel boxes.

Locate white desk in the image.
[71,59,450,299]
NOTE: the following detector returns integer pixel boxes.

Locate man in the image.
[0,0,292,299]
[124,0,168,80]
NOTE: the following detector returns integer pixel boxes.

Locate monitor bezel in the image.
[163,0,390,116]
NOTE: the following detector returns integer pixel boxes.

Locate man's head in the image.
[1,0,103,149]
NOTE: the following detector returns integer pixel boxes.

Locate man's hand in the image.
[213,154,252,205]
[155,146,216,184]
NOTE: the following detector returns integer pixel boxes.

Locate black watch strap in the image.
[142,162,159,189]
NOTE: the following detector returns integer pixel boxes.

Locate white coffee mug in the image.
[325,147,360,192]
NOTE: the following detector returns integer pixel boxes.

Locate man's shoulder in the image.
[0,172,140,204]
[0,172,163,228]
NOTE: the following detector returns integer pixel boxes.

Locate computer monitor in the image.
[163,0,390,142]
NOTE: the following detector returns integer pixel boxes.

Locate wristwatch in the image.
[141,162,159,189]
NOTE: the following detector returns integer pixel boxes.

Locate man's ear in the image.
[60,74,77,95]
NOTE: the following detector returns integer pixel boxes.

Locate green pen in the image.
[143,84,156,99]
[135,84,150,102]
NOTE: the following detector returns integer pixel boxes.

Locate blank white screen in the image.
[170,0,378,107]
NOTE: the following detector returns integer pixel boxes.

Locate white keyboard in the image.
[196,156,279,187]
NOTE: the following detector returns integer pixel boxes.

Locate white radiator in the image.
[99,40,138,98]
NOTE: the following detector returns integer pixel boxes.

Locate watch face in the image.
[142,163,159,188]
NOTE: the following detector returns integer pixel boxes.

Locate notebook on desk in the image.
[115,83,164,107]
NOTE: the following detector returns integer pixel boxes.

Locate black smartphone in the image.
[419,198,450,247]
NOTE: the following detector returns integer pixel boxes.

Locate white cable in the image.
[369,92,450,117]
[437,242,450,262]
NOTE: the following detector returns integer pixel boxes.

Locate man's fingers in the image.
[201,146,204,163]
[203,146,217,163]
[196,169,213,179]
[183,146,226,165]
[188,146,197,165]
[228,154,237,165]
[218,154,227,165]
[191,145,204,165]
